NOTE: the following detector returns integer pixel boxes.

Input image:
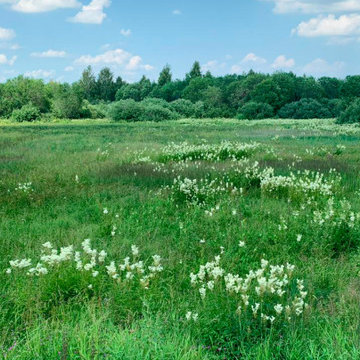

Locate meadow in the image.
[1,118,360,359]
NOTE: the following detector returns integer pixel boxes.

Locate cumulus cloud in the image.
[272,55,295,69]
[70,0,110,24]
[303,58,345,76]
[0,53,17,65]
[64,65,74,71]
[120,29,131,37]
[292,14,360,37]
[172,9,181,15]
[231,53,267,74]
[0,0,80,13]
[31,49,67,57]
[242,52,267,64]
[202,60,227,73]
[75,48,154,72]
[262,0,360,14]
[24,69,55,78]
[0,27,15,40]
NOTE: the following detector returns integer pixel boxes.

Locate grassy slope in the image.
[0,118,360,359]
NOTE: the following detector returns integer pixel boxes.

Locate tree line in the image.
[1,62,360,123]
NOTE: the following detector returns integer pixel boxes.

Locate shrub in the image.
[51,84,84,119]
[139,104,179,122]
[109,99,144,122]
[278,98,331,119]
[237,102,274,120]
[169,99,195,118]
[193,101,206,118]
[11,103,41,122]
[141,97,172,109]
[81,100,107,119]
[337,98,360,124]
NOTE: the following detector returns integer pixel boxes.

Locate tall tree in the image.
[158,65,172,86]
[186,61,202,81]
[97,67,116,101]
[79,66,97,102]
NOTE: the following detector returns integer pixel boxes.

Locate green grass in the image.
[1,118,360,359]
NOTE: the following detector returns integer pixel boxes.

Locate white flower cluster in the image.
[260,169,340,199]
[15,182,33,193]
[6,240,163,290]
[171,176,237,206]
[313,198,360,228]
[161,141,262,163]
[190,256,308,325]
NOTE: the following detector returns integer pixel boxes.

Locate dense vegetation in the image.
[1,118,360,358]
[1,63,360,123]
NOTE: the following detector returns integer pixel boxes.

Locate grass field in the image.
[1,118,360,359]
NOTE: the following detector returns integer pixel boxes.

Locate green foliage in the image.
[11,103,41,122]
[2,64,360,122]
[0,76,50,117]
[170,99,196,117]
[186,61,202,81]
[109,99,144,121]
[51,83,84,119]
[139,104,180,122]
[158,64,172,86]
[341,75,360,98]
[182,78,212,103]
[78,66,97,102]
[337,98,360,124]
[278,98,332,119]
[237,101,274,120]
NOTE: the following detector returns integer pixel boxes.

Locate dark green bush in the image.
[11,103,41,122]
[139,104,179,122]
[169,99,195,118]
[81,100,107,119]
[109,99,144,122]
[237,101,274,120]
[141,97,172,109]
[278,98,331,119]
[337,98,360,124]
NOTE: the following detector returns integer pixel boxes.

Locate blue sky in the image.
[1,0,360,82]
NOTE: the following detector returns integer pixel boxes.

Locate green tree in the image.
[186,61,202,81]
[340,75,360,98]
[97,67,116,101]
[182,77,211,103]
[79,66,97,102]
[0,76,50,117]
[158,65,172,86]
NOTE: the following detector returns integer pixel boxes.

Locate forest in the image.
[1,61,360,124]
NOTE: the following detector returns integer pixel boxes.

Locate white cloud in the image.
[120,29,131,37]
[262,0,360,14]
[231,64,243,74]
[293,14,360,37]
[172,9,181,15]
[10,43,20,50]
[70,0,110,24]
[303,58,345,76]
[0,54,17,65]
[231,53,267,74]
[202,60,227,73]
[31,49,67,57]
[242,52,267,64]
[272,55,295,69]
[1,0,80,13]
[24,69,55,78]
[65,65,74,71]
[75,48,154,71]
[0,27,15,40]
